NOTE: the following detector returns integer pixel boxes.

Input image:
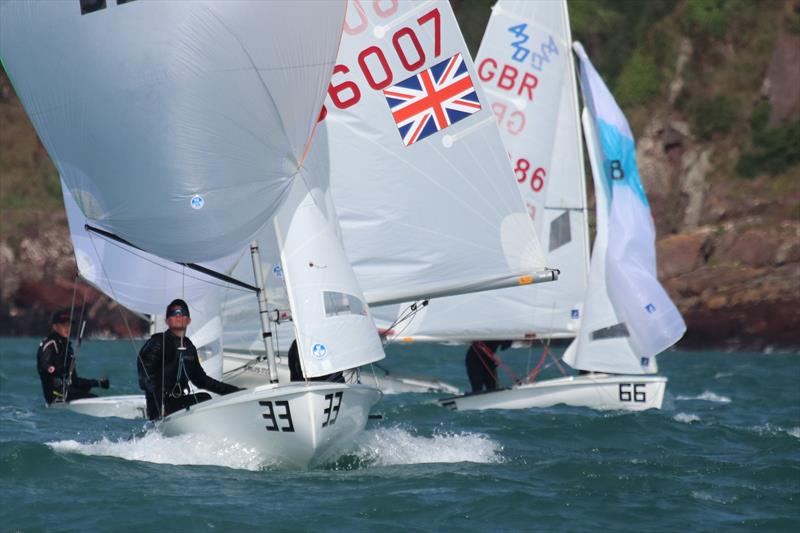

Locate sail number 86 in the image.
[515,158,545,192]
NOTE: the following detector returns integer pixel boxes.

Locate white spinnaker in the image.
[572,42,685,365]
[62,179,242,320]
[0,0,346,262]
[323,1,547,307]
[373,0,589,342]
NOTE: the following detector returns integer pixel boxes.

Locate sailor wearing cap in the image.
[137,299,243,420]
[35,308,109,405]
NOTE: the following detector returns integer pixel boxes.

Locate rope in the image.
[87,232,147,371]
[59,273,80,399]
[524,344,550,383]
[474,341,521,384]
[67,280,89,386]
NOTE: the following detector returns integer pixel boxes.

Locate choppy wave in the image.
[748,424,800,440]
[348,426,504,467]
[675,391,731,403]
[47,431,266,471]
[673,413,701,423]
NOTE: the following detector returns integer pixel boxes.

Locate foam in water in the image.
[748,424,800,440]
[691,491,735,504]
[47,431,267,471]
[348,426,504,467]
[46,426,504,471]
[673,413,701,423]
[675,391,731,403]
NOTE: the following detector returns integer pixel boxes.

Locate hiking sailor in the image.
[137,298,242,420]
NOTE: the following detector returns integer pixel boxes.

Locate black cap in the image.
[51,308,74,325]
[166,298,190,318]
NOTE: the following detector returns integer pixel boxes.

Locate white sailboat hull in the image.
[159,382,381,469]
[49,395,147,420]
[223,353,460,394]
[438,374,666,412]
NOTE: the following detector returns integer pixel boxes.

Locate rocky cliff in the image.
[1,1,798,350]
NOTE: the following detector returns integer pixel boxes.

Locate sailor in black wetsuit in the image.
[287,339,344,383]
[36,308,109,405]
[137,299,242,420]
[465,340,511,393]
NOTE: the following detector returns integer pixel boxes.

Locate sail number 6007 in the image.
[326,4,441,114]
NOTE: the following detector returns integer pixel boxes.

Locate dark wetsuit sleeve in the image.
[37,339,60,392]
[183,344,240,395]
[37,340,56,379]
[138,336,161,393]
[70,369,99,391]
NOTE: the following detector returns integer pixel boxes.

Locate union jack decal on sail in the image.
[383,52,482,146]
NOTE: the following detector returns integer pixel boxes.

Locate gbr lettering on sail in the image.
[474,7,567,225]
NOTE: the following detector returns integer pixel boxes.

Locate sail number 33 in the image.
[259,392,344,432]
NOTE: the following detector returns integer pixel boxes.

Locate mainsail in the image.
[367,0,588,341]
[320,1,552,310]
[0,1,346,262]
[563,42,686,374]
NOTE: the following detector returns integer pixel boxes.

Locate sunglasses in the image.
[167,308,188,318]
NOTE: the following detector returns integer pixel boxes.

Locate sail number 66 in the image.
[618,383,646,402]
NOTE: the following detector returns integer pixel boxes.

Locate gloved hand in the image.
[99,378,110,389]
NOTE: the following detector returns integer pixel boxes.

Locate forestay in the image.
[0,0,346,262]
[563,43,686,374]
[320,0,550,308]
[376,0,589,342]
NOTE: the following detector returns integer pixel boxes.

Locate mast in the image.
[249,241,279,384]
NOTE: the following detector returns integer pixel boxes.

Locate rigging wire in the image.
[87,231,150,375]
[379,299,428,344]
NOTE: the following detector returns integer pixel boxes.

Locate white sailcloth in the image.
[275,174,384,377]
[369,0,589,341]
[0,0,346,262]
[563,43,686,374]
[319,0,549,309]
[62,178,244,377]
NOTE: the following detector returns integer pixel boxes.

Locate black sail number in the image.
[323,391,343,428]
[618,383,646,403]
[259,400,295,432]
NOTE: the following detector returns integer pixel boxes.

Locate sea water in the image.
[1,337,798,531]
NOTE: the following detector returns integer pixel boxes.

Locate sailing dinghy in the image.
[216,1,558,396]
[3,0,555,463]
[1,0,384,467]
[438,2,685,411]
